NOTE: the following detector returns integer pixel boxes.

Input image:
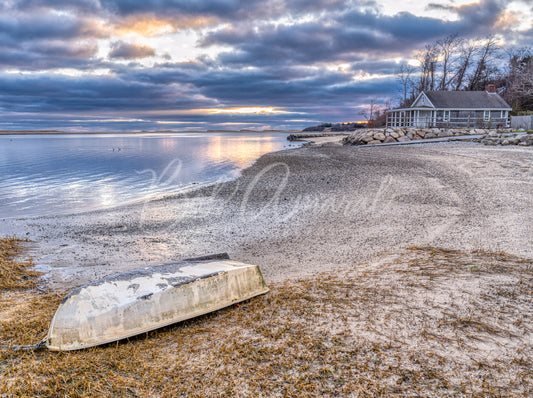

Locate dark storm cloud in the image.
[0,73,215,113]
[109,65,322,107]
[0,47,100,70]
[349,60,403,75]
[125,60,209,85]
[109,41,156,59]
[14,0,101,11]
[99,0,246,15]
[0,37,103,70]
[29,41,99,58]
[97,0,280,23]
[0,6,106,69]
[0,13,107,42]
[200,22,390,68]
[129,62,392,109]
[97,0,360,20]
[363,11,457,40]
[452,0,506,29]
[200,5,501,70]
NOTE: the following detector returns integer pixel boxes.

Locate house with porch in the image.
[386,86,511,129]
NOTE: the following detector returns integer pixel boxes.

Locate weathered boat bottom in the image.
[46,259,269,351]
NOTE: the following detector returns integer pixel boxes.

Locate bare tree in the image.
[360,99,389,127]
[504,47,533,110]
[436,34,461,90]
[416,43,438,93]
[429,55,436,91]
[467,36,500,91]
[360,99,377,123]
[450,41,476,90]
[396,64,416,105]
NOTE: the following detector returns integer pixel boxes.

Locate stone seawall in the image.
[478,131,533,146]
[342,127,512,146]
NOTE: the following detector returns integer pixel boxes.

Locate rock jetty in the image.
[342,127,513,146]
[287,133,349,141]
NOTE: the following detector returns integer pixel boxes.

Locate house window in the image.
[443,110,450,122]
[484,110,491,121]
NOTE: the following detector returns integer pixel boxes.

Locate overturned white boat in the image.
[46,254,268,351]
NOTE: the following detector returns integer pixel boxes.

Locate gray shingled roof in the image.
[420,91,511,109]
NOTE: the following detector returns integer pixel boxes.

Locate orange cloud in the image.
[494,10,520,29]
[114,14,217,37]
[115,16,173,36]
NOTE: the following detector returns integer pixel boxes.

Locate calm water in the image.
[0,132,300,219]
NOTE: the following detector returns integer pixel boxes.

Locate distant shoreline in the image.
[0,129,302,135]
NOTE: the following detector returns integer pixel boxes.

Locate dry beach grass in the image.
[0,237,40,290]
[1,239,532,397]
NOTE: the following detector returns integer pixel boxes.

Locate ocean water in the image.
[0,132,300,219]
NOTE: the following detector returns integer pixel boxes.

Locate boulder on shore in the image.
[478,132,533,147]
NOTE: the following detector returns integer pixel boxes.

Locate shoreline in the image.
[1,139,531,290]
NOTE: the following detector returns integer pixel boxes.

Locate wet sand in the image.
[1,140,532,289]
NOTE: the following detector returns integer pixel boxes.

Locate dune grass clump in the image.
[1,246,532,397]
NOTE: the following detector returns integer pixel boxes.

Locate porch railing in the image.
[386,114,510,129]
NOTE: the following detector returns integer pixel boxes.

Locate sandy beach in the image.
[1,139,532,288]
[1,139,532,396]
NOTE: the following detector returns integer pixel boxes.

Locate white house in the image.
[386,86,512,128]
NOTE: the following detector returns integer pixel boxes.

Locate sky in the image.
[0,0,532,131]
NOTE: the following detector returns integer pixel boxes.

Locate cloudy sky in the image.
[1,0,532,131]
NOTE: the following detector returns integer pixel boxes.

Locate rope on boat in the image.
[0,338,47,351]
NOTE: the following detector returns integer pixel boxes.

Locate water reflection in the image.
[0,132,297,218]
[200,135,277,168]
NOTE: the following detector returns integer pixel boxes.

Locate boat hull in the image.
[46,259,268,351]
